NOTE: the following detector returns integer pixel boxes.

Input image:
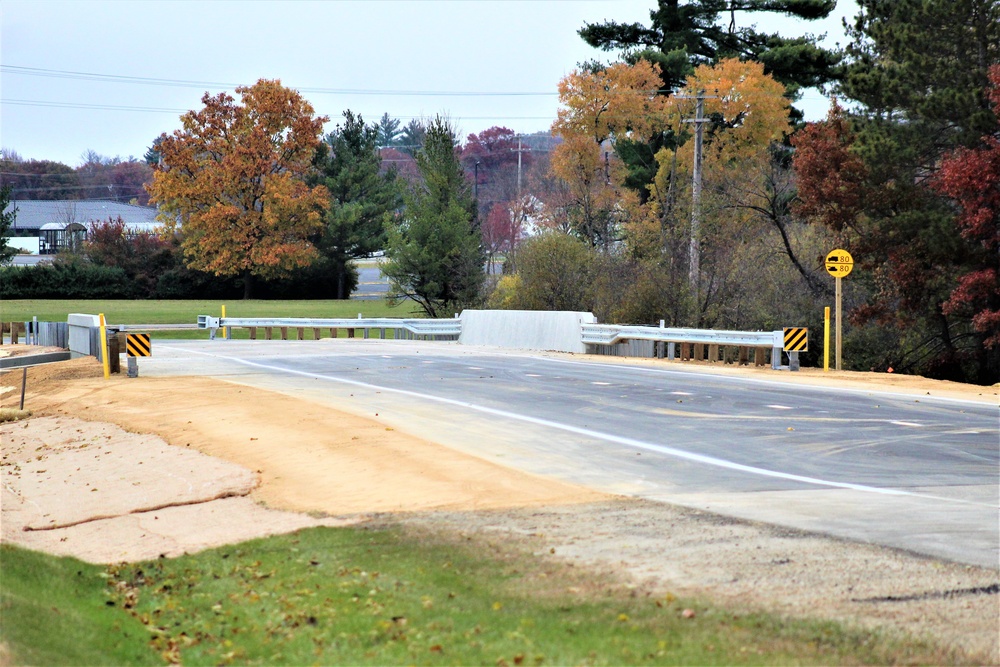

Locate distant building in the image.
[3,200,161,255]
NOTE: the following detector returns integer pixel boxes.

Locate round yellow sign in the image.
[825,248,854,278]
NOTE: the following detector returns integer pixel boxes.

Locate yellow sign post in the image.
[824,306,831,371]
[99,313,110,380]
[825,249,854,371]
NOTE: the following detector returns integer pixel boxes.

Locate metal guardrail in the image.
[197,316,462,339]
[581,323,781,348]
[114,323,202,331]
[193,315,794,369]
[581,323,786,370]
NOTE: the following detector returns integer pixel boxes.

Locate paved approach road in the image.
[146,339,999,568]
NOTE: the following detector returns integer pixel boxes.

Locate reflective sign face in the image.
[825,248,854,277]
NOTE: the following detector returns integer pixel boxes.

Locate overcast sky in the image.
[2,0,858,167]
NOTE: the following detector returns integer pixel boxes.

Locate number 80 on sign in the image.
[825,248,853,278]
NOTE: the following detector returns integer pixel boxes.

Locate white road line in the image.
[767,405,794,410]
[535,355,999,408]
[591,381,611,386]
[670,391,693,396]
[891,421,924,428]
[175,346,995,508]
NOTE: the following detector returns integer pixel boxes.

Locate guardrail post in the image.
[296,327,304,340]
[693,343,704,361]
[667,342,676,360]
[708,344,719,363]
[108,334,121,374]
[789,351,800,372]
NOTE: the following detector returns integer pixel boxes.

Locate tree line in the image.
[0,150,155,205]
[1,0,996,384]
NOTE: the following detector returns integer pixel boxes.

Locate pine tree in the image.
[311,110,402,299]
[579,0,840,109]
[376,113,403,147]
[383,117,484,317]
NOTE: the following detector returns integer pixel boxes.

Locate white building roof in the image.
[4,199,161,232]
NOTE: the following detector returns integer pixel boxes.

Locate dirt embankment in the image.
[1,353,997,663]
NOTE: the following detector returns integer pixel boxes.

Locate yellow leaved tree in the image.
[549,61,666,250]
[628,58,791,255]
[147,79,329,298]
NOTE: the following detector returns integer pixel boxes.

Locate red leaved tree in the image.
[85,216,171,296]
[791,102,869,234]
[933,65,1000,348]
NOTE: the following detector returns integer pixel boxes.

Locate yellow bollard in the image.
[221,304,227,340]
[824,306,831,372]
[99,313,111,380]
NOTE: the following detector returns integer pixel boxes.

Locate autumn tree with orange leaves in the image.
[147,80,329,299]
[550,60,665,250]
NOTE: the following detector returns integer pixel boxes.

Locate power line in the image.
[0,170,146,177]
[2,98,558,123]
[1,65,558,97]
[2,65,832,101]
[3,99,188,113]
[3,183,148,193]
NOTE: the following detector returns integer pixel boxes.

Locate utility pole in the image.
[517,135,523,198]
[474,161,480,205]
[511,134,531,199]
[511,135,531,255]
[680,89,716,310]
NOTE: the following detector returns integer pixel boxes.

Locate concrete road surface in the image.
[143,339,1000,568]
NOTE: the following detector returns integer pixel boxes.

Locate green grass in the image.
[2,526,955,666]
[0,545,160,665]
[0,299,424,340]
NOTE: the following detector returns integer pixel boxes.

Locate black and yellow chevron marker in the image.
[783,327,808,352]
[126,333,152,357]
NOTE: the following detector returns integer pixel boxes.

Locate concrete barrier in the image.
[459,310,596,353]
[68,313,100,359]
